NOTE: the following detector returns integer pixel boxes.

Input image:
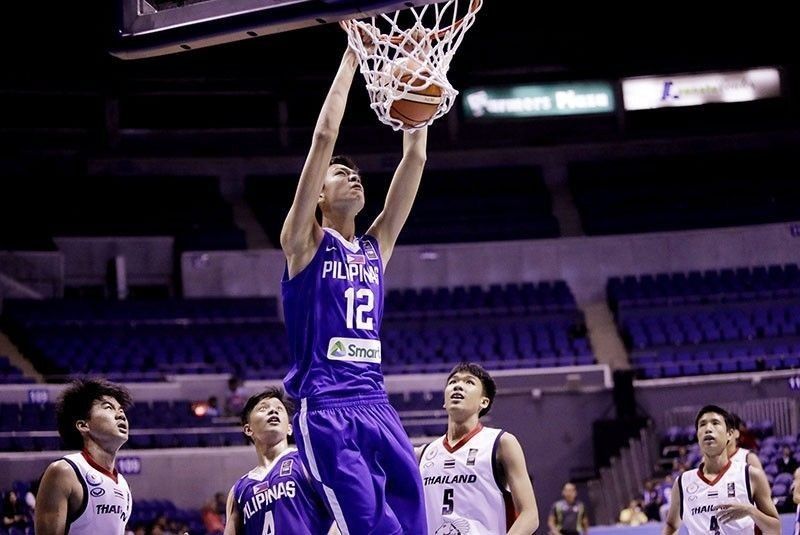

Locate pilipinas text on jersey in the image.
[233,448,331,534]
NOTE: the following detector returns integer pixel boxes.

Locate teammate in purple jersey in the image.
[224,388,333,535]
[279,37,428,534]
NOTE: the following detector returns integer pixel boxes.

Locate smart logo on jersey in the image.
[466,448,478,466]
[330,341,347,358]
[327,337,381,363]
[727,482,735,497]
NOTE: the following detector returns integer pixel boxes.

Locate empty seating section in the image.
[381,280,592,372]
[2,282,592,382]
[570,149,800,236]
[128,499,205,534]
[2,298,286,382]
[608,264,800,378]
[246,166,560,246]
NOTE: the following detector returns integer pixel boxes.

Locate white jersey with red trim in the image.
[419,425,510,535]
[679,461,754,534]
[61,452,132,535]
[729,447,751,465]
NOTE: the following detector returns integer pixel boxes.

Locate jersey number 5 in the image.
[442,488,454,515]
[345,288,374,330]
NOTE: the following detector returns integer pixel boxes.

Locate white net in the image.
[342,0,483,132]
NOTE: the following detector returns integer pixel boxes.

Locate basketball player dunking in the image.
[224,388,333,534]
[279,40,428,533]
[417,363,539,535]
[662,405,779,535]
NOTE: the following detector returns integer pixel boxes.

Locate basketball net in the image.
[342,0,483,131]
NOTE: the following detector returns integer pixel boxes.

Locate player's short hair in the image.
[56,378,132,450]
[694,405,734,431]
[329,155,359,173]
[240,387,294,444]
[446,362,496,417]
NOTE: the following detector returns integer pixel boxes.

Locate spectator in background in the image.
[658,474,673,521]
[548,482,589,535]
[24,479,38,515]
[733,413,758,451]
[778,445,799,475]
[618,499,648,526]
[2,490,29,534]
[224,376,247,417]
[206,396,221,418]
[201,495,224,535]
[641,479,662,521]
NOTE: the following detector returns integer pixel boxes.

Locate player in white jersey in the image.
[35,378,133,535]
[793,467,800,535]
[662,405,779,535]
[417,362,539,535]
[726,413,763,470]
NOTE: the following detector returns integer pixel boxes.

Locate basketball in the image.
[389,59,443,128]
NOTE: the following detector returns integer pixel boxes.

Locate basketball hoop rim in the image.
[341,0,482,44]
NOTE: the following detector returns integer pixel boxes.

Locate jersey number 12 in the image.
[345,288,374,330]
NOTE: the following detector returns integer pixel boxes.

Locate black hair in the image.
[329,155,358,173]
[240,387,294,444]
[446,362,497,418]
[694,405,734,431]
[56,378,132,450]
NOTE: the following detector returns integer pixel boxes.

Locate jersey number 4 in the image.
[709,515,720,535]
[262,511,274,535]
[344,288,374,330]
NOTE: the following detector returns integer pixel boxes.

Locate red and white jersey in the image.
[729,447,751,465]
[419,425,512,535]
[62,451,132,535]
[680,461,755,534]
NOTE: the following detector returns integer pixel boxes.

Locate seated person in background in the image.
[777,445,799,475]
[619,499,649,526]
[3,490,30,534]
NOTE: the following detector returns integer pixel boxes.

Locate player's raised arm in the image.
[281,47,359,276]
[367,127,427,265]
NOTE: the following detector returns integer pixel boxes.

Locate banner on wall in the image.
[462,82,615,118]
[622,67,781,110]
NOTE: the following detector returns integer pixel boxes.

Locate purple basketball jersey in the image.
[232,448,331,535]
[282,228,385,399]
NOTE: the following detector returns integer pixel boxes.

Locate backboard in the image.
[111,0,443,60]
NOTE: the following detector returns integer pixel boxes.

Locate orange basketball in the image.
[389,59,443,128]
